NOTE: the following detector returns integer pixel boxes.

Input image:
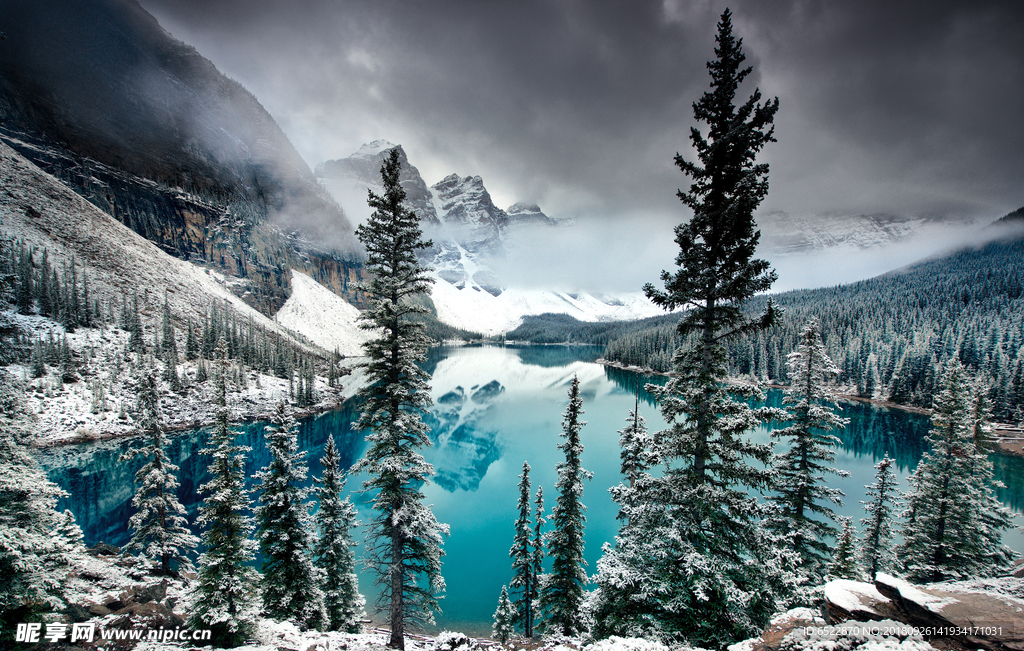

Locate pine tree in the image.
[531,486,545,621]
[538,375,591,636]
[626,9,784,646]
[827,518,859,580]
[590,403,660,641]
[189,340,259,647]
[858,454,898,581]
[609,399,655,522]
[351,147,448,650]
[899,360,1014,581]
[0,377,76,633]
[255,403,326,629]
[492,585,517,645]
[120,370,197,576]
[509,461,537,637]
[314,435,365,633]
[768,318,849,581]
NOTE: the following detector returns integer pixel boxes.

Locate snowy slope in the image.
[275,269,372,357]
[0,141,298,341]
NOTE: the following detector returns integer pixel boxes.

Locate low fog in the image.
[492,215,990,296]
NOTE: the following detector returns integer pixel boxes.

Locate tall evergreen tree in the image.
[0,377,77,636]
[509,461,537,637]
[858,454,898,581]
[590,403,660,641]
[255,403,326,629]
[899,360,1014,581]
[609,400,655,521]
[189,340,259,647]
[621,9,784,647]
[538,375,591,636]
[531,485,545,621]
[121,370,197,575]
[768,319,849,581]
[351,148,448,650]
[314,435,365,633]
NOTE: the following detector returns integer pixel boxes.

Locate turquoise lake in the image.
[39,344,1024,637]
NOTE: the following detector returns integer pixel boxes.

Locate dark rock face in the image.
[0,0,364,314]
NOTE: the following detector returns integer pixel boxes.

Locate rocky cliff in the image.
[0,0,364,314]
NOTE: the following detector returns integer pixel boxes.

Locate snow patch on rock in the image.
[825,580,891,617]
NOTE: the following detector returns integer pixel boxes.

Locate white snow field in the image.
[275,269,371,357]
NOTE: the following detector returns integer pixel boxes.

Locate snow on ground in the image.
[778,620,937,651]
[276,269,372,357]
[2,309,364,446]
[824,580,891,617]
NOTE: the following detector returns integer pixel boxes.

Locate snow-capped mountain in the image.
[430,173,508,256]
[317,142,663,334]
[315,140,440,227]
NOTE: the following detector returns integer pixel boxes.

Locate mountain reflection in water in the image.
[39,344,1023,635]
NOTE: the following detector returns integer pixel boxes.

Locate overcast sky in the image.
[140,0,1024,289]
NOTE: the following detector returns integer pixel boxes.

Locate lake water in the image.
[39,344,1024,636]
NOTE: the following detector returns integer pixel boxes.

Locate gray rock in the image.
[87,542,120,556]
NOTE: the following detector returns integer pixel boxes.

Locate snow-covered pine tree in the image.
[531,485,545,620]
[0,376,77,633]
[899,360,1014,581]
[189,339,259,647]
[768,318,849,581]
[630,9,785,647]
[509,461,536,637]
[858,454,898,581]
[121,370,197,575]
[827,517,859,580]
[538,375,591,636]
[256,402,326,629]
[608,398,655,521]
[590,402,660,640]
[351,147,448,650]
[492,585,517,645]
[314,434,365,633]
[966,384,1015,567]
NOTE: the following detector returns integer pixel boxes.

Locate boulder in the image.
[64,603,92,623]
[874,573,1024,651]
[87,542,120,556]
[110,601,185,629]
[822,579,898,623]
[120,579,168,606]
[823,574,1024,651]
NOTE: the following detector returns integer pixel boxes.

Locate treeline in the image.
[504,312,679,345]
[601,233,1024,421]
[0,234,341,408]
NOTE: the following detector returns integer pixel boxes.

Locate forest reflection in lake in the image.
[41,344,1023,636]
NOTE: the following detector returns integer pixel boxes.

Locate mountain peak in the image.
[355,140,399,157]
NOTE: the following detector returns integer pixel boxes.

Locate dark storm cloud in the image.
[140,0,1024,229]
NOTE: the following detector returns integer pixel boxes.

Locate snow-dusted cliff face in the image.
[317,142,661,334]
[430,173,508,256]
[759,210,965,255]
[315,140,439,227]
